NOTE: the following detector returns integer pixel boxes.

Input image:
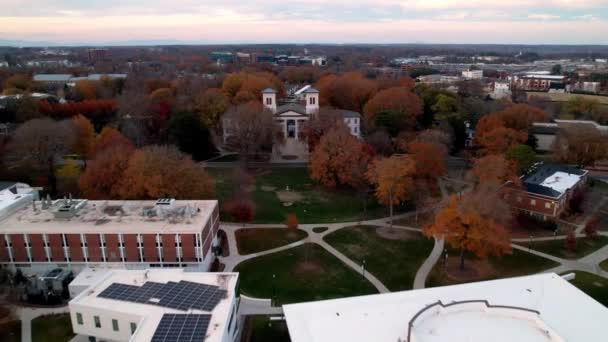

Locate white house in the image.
[223,86,361,162]
[69,268,241,342]
[462,70,483,80]
[284,273,608,342]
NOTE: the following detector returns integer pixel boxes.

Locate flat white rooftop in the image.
[70,268,238,342]
[0,199,217,234]
[283,273,608,342]
[540,171,583,195]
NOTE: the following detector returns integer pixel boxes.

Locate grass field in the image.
[566,272,608,307]
[528,236,608,259]
[234,243,377,305]
[31,314,75,342]
[600,259,608,271]
[427,249,560,288]
[235,228,308,255]
[324,226,434,291]
[527,92,608,105]
[208,167,397,224]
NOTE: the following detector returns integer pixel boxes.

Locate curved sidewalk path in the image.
[413,238,444,289]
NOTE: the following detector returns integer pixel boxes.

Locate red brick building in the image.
[0,198,220,274]
[506,164,588,220]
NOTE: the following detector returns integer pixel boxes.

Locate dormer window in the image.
[266,97,272,105]
[309,97,316,105]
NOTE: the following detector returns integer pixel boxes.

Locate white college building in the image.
[69,268,241,342]
[223,86,361,162]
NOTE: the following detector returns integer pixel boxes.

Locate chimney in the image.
[262,88,277,114]
[304,88,319,114]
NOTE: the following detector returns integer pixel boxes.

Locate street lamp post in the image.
[272,274,276,306]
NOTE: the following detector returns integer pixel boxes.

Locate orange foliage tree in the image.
[79,145,135,199]
[309,126,374,188]
[471,154,521,186]
[407,141,447,180]
[496,104,549,131]
[363,86,423,131]
[424,186,512,270]
[366,155,416,226]
[91,127,134,156]
[475,120,527,155]
[315,72,377,112]
[116,145,214,200]
[71,115,95,158]
[222,72,282,104]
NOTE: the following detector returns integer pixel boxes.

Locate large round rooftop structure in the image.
[409,300,564,342]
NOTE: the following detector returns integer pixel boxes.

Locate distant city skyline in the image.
[2,0,608,45]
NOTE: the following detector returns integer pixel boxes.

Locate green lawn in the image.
[528,236,608,259]
[234,243,377,305]
[245,316,291,342]
[235,228,308,255]
[208,167,399,223]
[566,272,608,307]
[427,249,560,287]
[324,226,434,291]
[601,259,608,272]
[32,314,75,342]
[0,321,21,342]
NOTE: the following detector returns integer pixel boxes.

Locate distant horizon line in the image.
[2,39,608,48]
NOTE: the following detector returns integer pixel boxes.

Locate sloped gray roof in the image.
[303,87,319,94]
[262,88,277,94]
[336,109,360,118]
[276,103,306,115]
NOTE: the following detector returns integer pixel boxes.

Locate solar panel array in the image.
[98,280,227,312]
[151,314,211,342]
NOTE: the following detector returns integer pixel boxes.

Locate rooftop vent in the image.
[156,198,175,206]
[53,198,87,219]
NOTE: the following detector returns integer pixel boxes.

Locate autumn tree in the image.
[116,145,214,199]
[224,198,255,223]
[4,118,75,194]
[91,127,134,156]
[363,86,423,132]
[471,154,520,186]
[552,125,608,167]
[196,88,228,129]
[565,231,577,252]
[407,141,447,181]
[79,145,134,199]
[315,72,376,112]
[424,185,512,270]
[223,102,277,159]
[496,104,549,131]
[74,80,99,100]
[72,115,95,158]
[3,74,32,94]
[506,144,538,174]
[222,72,282,104]
[475,115,527,155]
[583,218,599,240]
[168,111,216,161]
[286,213,299,237]
[301,107,343,151]
[366,155,416,226]
[309,126,373,188]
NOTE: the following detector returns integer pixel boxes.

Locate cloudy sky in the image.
[2,0,608,44]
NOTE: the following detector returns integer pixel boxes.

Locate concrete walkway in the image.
[413,238,444,289]
[15,305,70,342]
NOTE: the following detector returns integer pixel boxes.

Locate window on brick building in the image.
[530,199,536,206]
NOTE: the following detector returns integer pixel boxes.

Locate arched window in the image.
[286,120,296,138]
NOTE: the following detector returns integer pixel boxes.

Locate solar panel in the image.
[97,280,228,312]
[151,314,211,342]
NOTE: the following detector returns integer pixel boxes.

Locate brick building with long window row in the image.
[0,197,220,275]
